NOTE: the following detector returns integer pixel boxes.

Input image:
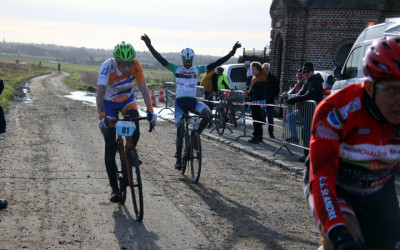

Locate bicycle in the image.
[214,91,241,136]
[178,113,204,183]
[113,114,154,222]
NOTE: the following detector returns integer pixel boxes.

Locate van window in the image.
[229,67,247,82]
[342,46,362,79]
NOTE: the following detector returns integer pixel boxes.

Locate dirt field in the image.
[0,72,319,249]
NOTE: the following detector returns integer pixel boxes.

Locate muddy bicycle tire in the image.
[128,149,144,222]
[190,131,202,183]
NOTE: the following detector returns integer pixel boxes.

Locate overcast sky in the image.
[0,0,273,56]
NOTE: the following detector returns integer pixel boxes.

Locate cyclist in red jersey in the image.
[305,36,400,249]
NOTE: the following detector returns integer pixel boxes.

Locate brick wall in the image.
[269,0,400,91]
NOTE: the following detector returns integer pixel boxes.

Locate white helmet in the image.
[181,48,195,62]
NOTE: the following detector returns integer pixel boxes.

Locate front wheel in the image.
[180,131,189,175]
[190,131,202,183]
[128,149,144,222]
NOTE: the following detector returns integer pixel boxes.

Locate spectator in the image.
[58,62,61,72]
[200,68,218,111]
[262,63,280,139]
[287,62,323,162]
[246,62,267,144]
[216,67,231,91]
[0,78,7,210]
[0,78,6,134]
[39,61,42,67]
[243,61,252,87]
[281,69,306,143]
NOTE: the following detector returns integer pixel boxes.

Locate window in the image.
[342,46,362,79]
[229,67,247,82]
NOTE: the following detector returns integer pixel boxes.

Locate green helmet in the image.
[113,41,136,61]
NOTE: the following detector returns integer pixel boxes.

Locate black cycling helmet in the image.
[217,67,224,73]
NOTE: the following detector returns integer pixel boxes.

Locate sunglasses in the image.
[375,81,400,96]
[117,61,134,68]
[183,59,193,64]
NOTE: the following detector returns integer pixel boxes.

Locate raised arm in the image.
[141,34,169,67]
[206,42,241,70]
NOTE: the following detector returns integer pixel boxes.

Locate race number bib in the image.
[116,121,136,136]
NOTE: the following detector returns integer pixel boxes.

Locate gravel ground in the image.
[0,72,320,249]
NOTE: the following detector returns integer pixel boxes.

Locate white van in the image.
[220,63,247,91]
[331,17,400,93]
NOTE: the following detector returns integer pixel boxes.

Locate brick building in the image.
[269,0,400,90]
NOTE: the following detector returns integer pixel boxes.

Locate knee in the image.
[201,107,212,117]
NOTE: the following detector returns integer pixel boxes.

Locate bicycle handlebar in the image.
[110,116,154,132]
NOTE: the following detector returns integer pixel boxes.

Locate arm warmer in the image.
[206,53,232,71]
[145,43,169,67]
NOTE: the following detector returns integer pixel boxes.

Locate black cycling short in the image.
[336,177,400,249]
[304,158,400,249]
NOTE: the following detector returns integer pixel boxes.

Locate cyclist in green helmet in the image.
[96,41,157,203]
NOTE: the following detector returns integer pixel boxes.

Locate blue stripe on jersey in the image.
[111,88,133,98]
[113,75,136,87]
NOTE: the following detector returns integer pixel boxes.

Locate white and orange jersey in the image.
[97,58,146,103]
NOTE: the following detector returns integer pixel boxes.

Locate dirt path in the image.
[0,72,319,249]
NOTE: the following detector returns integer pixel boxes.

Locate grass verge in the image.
[0,62,49,111]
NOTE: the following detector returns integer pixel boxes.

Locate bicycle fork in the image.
[117,136,131,187]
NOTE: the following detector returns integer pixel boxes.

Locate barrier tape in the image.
[243,116,284,129]
[165,88,284,129]
[165,89,286,108]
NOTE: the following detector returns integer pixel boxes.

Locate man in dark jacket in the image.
[287,62,323,162]
[0,78,6,134]
[262,63,280,139]
[0,78,7,210]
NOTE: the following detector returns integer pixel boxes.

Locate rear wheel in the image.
[118,166,127,204]
[190,131,202,183]
[117,145,127,204]
[128,149,143,222]
[215,106,226,136]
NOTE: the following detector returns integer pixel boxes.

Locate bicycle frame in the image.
[112,114,152,221]
[179,113,203,183]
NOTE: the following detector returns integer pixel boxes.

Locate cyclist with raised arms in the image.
[141,34,241,170]
[96,41,157,202]
[305,36,400,249]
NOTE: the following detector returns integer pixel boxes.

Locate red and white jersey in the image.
[309,82,400,233]
[97,58,146,103]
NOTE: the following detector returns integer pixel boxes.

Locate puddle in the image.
[63,91,176,120]
[64,91,96,106]
[22,88,33,104]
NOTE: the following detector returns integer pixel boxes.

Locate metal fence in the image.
[273,100,318,156]
[161,82,205,114]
